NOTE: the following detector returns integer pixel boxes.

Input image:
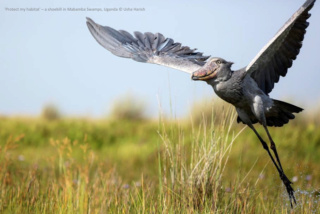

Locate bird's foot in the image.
[280,173,296,208]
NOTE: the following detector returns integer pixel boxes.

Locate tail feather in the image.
[236,99,303,127]
[266,99,303,127]
[272,99,303,113]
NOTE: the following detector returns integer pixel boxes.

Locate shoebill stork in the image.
[86,0,316,207]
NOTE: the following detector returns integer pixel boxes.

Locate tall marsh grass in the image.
[157,105,247,212]
[0,101,319,213]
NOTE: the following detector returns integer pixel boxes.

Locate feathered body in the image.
[206,66,303,127]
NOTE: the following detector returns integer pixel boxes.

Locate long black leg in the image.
[248,124,296,207]
[263,126,284,172]
[247,124,282,175]
[262,125,296,206]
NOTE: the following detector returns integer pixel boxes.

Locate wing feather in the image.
[246,0,316,94]
[86,17,210,74]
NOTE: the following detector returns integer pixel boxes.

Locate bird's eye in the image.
[216,60,221,64]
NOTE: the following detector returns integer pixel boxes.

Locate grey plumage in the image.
[246,0,315,94]
[86,0,316,208]
[86,17,209,73]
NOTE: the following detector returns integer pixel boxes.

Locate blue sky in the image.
[1,0,319,117]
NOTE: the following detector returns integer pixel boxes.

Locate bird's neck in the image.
[207,68,233,86]
[222,69,233,81]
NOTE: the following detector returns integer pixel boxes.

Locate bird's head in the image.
[191,57,233,82]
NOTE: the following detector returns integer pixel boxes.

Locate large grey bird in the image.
[86,0,316,207]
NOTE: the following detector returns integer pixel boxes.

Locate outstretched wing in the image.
[86,17,210,74]
[246,0,316,94]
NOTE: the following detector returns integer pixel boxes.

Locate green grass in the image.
[0,107,319,213]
